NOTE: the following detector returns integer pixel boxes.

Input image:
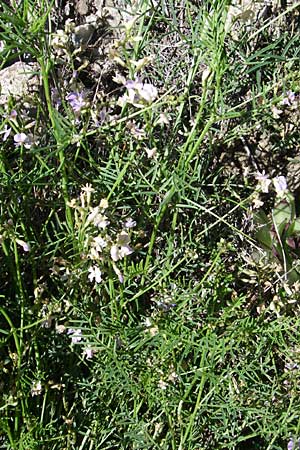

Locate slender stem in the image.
[39,57,73,232]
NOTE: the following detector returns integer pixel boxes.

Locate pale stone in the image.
[0,62,39,105]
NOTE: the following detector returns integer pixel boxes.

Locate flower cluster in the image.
[253,173,288,208]
[281,90,298,107]
[68,328,95,359]
[272,90,299,118]
[1,108,35,149]
[117,77,158,108]
[68,184,136,285]
[66,91,90,117]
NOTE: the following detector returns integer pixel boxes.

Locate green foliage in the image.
[1,0,300,449]
[254,192,300,284]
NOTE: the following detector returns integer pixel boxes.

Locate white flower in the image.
[143,317,152,328]
[110,231,133,262]
[137,82,157,103]
[158,379,168,390]
[143,317,158,336]
[0,125,11,141]
[273,176,288,197]
[156,113,170,126]
[145,147,157,158]
[110,245,120,262]
[81,183,95,205]
[55,324,66,334]
[95,214,110,229]
[89,247,100,260]
[31,380,42,396]
[52,29,69,49]
[99,198,109,209]
[252,197,264,209]
[88,265,102,283]
[93,236,107,252]
[87,206,99,224]
[87,207,110,229]
[255,171,272,193]
[168,371,178,383]
[126,121,146,140]
[83,347,94,359]
[130,56,153,71]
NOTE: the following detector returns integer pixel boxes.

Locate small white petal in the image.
[83,347,94,359]
[88,265,102,283]
[110,245,120,261]
[112,263,124,283]
[16,239,30,252]
[119,244,133,258]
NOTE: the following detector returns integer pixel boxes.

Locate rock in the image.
[72,21,96,47]
[0,62,39,105]
[75,0,89,16]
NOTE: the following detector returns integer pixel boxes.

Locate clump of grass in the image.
[1,0,300,449]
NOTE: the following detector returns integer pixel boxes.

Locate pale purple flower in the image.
[8,110,17,120]
[273,176,288,197]
[99,107,108,124]
[3,109,17,121]
[137,83,158,103]
[124,218,136,228]
[282,90,296,106]
[68,328,82,343]
[16,238,30,252]
[14,132,32,149]
[118,78,158,108]
[285,362,299,370]
[66,91,89,115]
[287,438,300,450]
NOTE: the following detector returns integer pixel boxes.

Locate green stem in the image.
[0,306,21,359]
[39,58,73,232]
